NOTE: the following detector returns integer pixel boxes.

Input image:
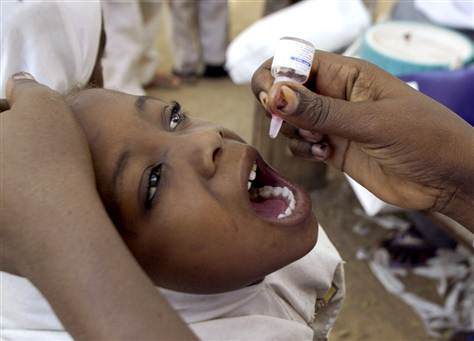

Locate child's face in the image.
[69,89,318,294]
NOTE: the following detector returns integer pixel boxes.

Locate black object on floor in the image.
[381,211,458,267]
[203,64,228,78]
[381,226,439,267]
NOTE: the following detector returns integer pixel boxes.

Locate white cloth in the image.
[346,175,402,216]
[415,0,474,30]
[101,0,162,95]
[0,0,102,97]
[225,0,370,84]
[1,226,344,341]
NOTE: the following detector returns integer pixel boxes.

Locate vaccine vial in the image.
[269,37,315,138]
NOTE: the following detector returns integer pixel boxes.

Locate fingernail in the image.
[278,85,299,115]
[12,72,35,80]
[275,92,287,110]
[311,143,329,159]
[259,91,268,106]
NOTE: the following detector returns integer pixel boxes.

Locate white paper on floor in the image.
[353,209,411,231]
[369,247,474,337]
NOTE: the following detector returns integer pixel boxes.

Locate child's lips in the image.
[240,148,312,226]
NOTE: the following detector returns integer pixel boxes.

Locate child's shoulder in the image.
[264,225,344,332]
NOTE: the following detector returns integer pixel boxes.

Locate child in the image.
[1,1,344,339]
[2,88,345,340]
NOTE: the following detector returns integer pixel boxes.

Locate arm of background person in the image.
[251,52,474,231]
[0,73,197,340]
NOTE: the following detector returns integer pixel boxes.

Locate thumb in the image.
[267,81,373,141]
[5,72,67,113]
[6,72,37,102]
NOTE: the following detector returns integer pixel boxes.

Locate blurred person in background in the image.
[101,0,180,96]
[169,0,229,81]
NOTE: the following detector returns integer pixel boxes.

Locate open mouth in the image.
[246,156,310,223]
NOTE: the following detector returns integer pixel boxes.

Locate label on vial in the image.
[272,39,314,76]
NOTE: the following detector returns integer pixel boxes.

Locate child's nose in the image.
[183,127,224,178]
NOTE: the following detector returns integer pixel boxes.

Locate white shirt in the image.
[1,226,344,341]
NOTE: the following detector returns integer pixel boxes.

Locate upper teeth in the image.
[247,162,258,190]
[259,185,296,219]
[249,170,256,181]
[247,161,297,219]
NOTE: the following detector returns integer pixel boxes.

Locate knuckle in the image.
[30,86,61,103]
[251,72,262,95]
[14,86,67,115]
[289,138,311,157]
[251,58,273,96]
[15,82,48,98]
[251,75,265,98]
[301,94,330,131]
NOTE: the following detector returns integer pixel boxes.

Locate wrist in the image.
[442,186,474,233]
[440,132,474,232]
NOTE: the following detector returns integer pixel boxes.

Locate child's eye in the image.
[169,112,183,130]
[146,164,162,208]
[169,102,185,130]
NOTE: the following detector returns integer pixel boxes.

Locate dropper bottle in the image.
[269,37,315,138]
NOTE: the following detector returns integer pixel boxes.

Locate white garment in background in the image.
[0,0,102,97]
[415,0,474,30]
[101,0,162,95]
[225,0,370,84]
[170,0,228,73]
[1,226,345,341]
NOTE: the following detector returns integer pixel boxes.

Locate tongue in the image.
[251,198,287,219]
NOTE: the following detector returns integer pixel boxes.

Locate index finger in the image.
[6,72,38,101]
[251,58,273,100]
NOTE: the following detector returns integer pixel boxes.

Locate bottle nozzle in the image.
[269,115,283,139]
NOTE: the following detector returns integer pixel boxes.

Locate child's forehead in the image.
[68,89,170,109]
[67,89,180,133]
[65,89,129,126]
[66,88,134,115]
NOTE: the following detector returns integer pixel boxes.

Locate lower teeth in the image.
[250,185,296,219]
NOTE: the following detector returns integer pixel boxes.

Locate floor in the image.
[148,1,432,340]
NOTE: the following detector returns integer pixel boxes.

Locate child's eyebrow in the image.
[134,95,169,126]
[112,149,131,207]
[134,95,149,114]
[134,95,167,116]
[134,96,183,129]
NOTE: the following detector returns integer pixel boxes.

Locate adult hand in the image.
[1,72,97,275]
[252,51,474,230]
[0,73,196,340]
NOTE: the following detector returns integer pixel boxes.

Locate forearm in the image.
[1,77,196,340]
[13,194,197,340]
